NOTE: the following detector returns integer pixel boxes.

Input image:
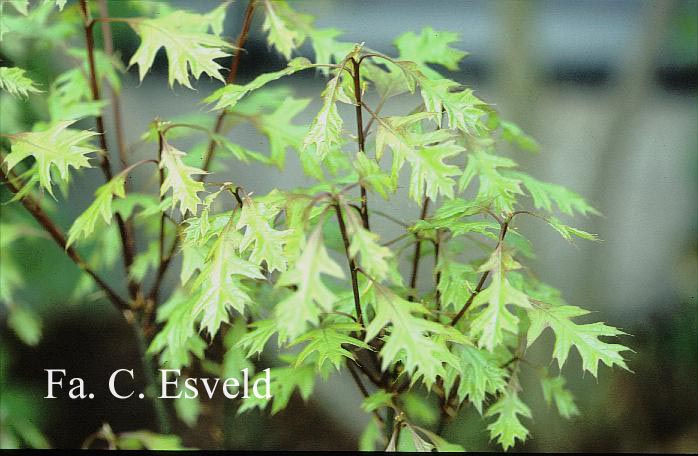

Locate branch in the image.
[407,197,430,301]
[450,217,511,326]
[333,202,365,330]
[200,0,258,177]
[79,0,138,299]
[351,57,370,229]
[0,167,129,313]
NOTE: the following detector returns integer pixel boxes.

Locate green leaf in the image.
[260,0,349,67]
[527,303,631,377]
[256,96,311,168]
[204,57,312,110]
[67,173,126,247]
[159,139,206,216]
[341,201,394,282]
[191,227,264,337]
[174,377,201,427]
[459,150,524,213]
[361,389,394,413]
[304,60,354,159]
[4,121,99,197]
[117,431,187,450]
[148,290,206,370]
[545,216,599,243]
[359,419,383,451]
[375,114,462,203]
[274,225,344,342]
[485,389,532,451]
[541,374,579,419]
[237,319,278,358]
[501,121,539,153]
[512,172,599,216]
[444,343,508,414]
[469,245,532,351]
[261,0,306,60]
[238,365,315,415]
[7,306,41,346]
[352,152,394,199]
[393,60,487,132]
[364,284,457,388]
[237,196,291,273]
[0,66,40,98]
[291,322,370,371]
[395,27,467,73]
[128,8,233,88]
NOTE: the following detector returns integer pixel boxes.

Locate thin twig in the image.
[407,197,430,301]
[351,57,370,229]
[200,0,258,177]
[333,201,365,330]
[80,0,137,300]
[0,167,128,312]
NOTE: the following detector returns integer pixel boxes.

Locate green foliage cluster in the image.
[0,0,631,451]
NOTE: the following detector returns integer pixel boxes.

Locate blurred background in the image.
[1,0,697,451]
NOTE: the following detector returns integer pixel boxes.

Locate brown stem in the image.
[434,230,442,312]
[150,131,167,307]
[407,197,430,301]
[80,0,137,300]
[200,0,257,177]
[1,168,128,313]
[96,0,128,170]
[450,219,510,326]
[351,57,370,229]
[334,202,365,330]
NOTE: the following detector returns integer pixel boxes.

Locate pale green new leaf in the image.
[274,225,344,342]
[485,390,532,451]
[290,322,370,371]
[148,291,207,370]
[257,96,311,168]
[375,114,462,203]
[304,67,348,159]
[361,389,394,413]
[527,303,630,377]
[541,374,579,419]
[0,66,40,98]
[545,216,599,243]
[192,228,264,337]
[459,150,523,213]
[67,173,126,247]
[237,197,291,273]
[204,57,312,110]
[238,365,315,415]
[4,121,99,196]
[512,172,599,216]
[352,152,395,199]
[159,139,206,216]
[342,201,393,282]
[237,319,278,358]
[469,245,532,351]
[261,0,306,60]
[128,9,233,88]
[364,284,457,388]
[444,343,508,413]
[395,27,467,73]
[7,306,42,346]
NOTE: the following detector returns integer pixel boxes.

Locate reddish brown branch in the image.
[0,168,129,313]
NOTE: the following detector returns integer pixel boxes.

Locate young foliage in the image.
[4,120,99,196]
[129,7,233,88]
[0,66,40,98]
[0,2,632,452]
